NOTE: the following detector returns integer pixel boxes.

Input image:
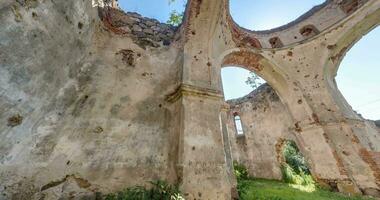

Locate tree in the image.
[245,72,264,90]
[167,10,183,26]
[166,0,184,26]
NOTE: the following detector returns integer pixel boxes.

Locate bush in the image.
[233,161,249,181]
[105,180,184,200]
[233,161,251,197]
[283,140,310,175]
[281,140,314,186]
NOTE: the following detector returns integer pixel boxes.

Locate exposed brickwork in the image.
[229,23,262,48]
[322,133,348,176]
[99,7,177,48]
[339,0,360,14]
[300,25,320,37]
[222,51,264,72]
[269,37,283,48]
[275,139,286,164]
[359,149,380,186]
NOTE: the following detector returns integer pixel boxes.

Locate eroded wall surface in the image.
[226,84,295,180]
[0,2,181,199]
[226,84,380,186]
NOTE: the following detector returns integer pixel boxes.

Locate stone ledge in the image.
[166,84,223,103]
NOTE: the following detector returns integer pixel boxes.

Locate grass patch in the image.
[233,143,375,200]
[238,178,375,200]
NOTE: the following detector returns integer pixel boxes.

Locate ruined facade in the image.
[226,84,295,181]
[0,0,379,199]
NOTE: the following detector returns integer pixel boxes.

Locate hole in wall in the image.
[336,27,380,120]
[118,0,186,23]
[229,0,325,31]
[280,140,313,188]
[221,66,266,101]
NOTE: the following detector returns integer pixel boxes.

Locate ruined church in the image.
[0,0,380,199]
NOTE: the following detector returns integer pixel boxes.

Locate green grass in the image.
[239,178,375,200]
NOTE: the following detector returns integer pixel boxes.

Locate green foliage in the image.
[105,180,184,200]
[280,139,315,188]
[283,140,310,175]
[238,179,374,200]
[281,164,314,186]
[233,161,249,181]
[167,10,183,26]
[245,72,264,90]
[166,0,184,26]
[233,161,251,197]
[233,144,372,200]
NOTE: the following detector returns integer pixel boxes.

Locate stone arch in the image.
[323,7,380,119]
[218,48,353,189]
[218,49,316,180]
[219,49,291,99]
[223,0,374,49]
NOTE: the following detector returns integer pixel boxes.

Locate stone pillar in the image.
[298,84,380,196]
[221,103,238,198]
[167,85,232,199]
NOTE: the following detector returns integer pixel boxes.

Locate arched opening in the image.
[229,0,325,31]
[221,60,300,184]
[280,140,314,190]
[221,67,266,101]
[336,27,380,121]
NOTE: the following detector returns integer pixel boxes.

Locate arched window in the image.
[234,114,244,136]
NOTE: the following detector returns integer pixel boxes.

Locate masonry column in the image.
[261,33,380,195]
[168,86,232,199]
[170,0,233,199]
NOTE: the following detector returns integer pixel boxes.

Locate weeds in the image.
[104,180,184,200]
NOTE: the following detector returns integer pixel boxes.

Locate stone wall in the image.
[358,120,380,151]
[226,84,296,180]
[226,83,380,189]
[0,1,181,199]
[100,8,177,48]
[226,82,380,195]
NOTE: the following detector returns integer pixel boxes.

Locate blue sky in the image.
[119,0,380,120]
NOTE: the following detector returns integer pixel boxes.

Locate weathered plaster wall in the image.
[356,120,380,152]
[0,1,181,199]
[226,84,296,180]
[226,83,380,187]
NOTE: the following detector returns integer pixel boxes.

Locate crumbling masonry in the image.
[0,0,380,199]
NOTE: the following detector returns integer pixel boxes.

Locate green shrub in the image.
[105,180,184,200]
[233,161,251,197]
[282,140,310,175]
[233,161,249,181]
[281,140,315,187]
[281,164,314,186]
